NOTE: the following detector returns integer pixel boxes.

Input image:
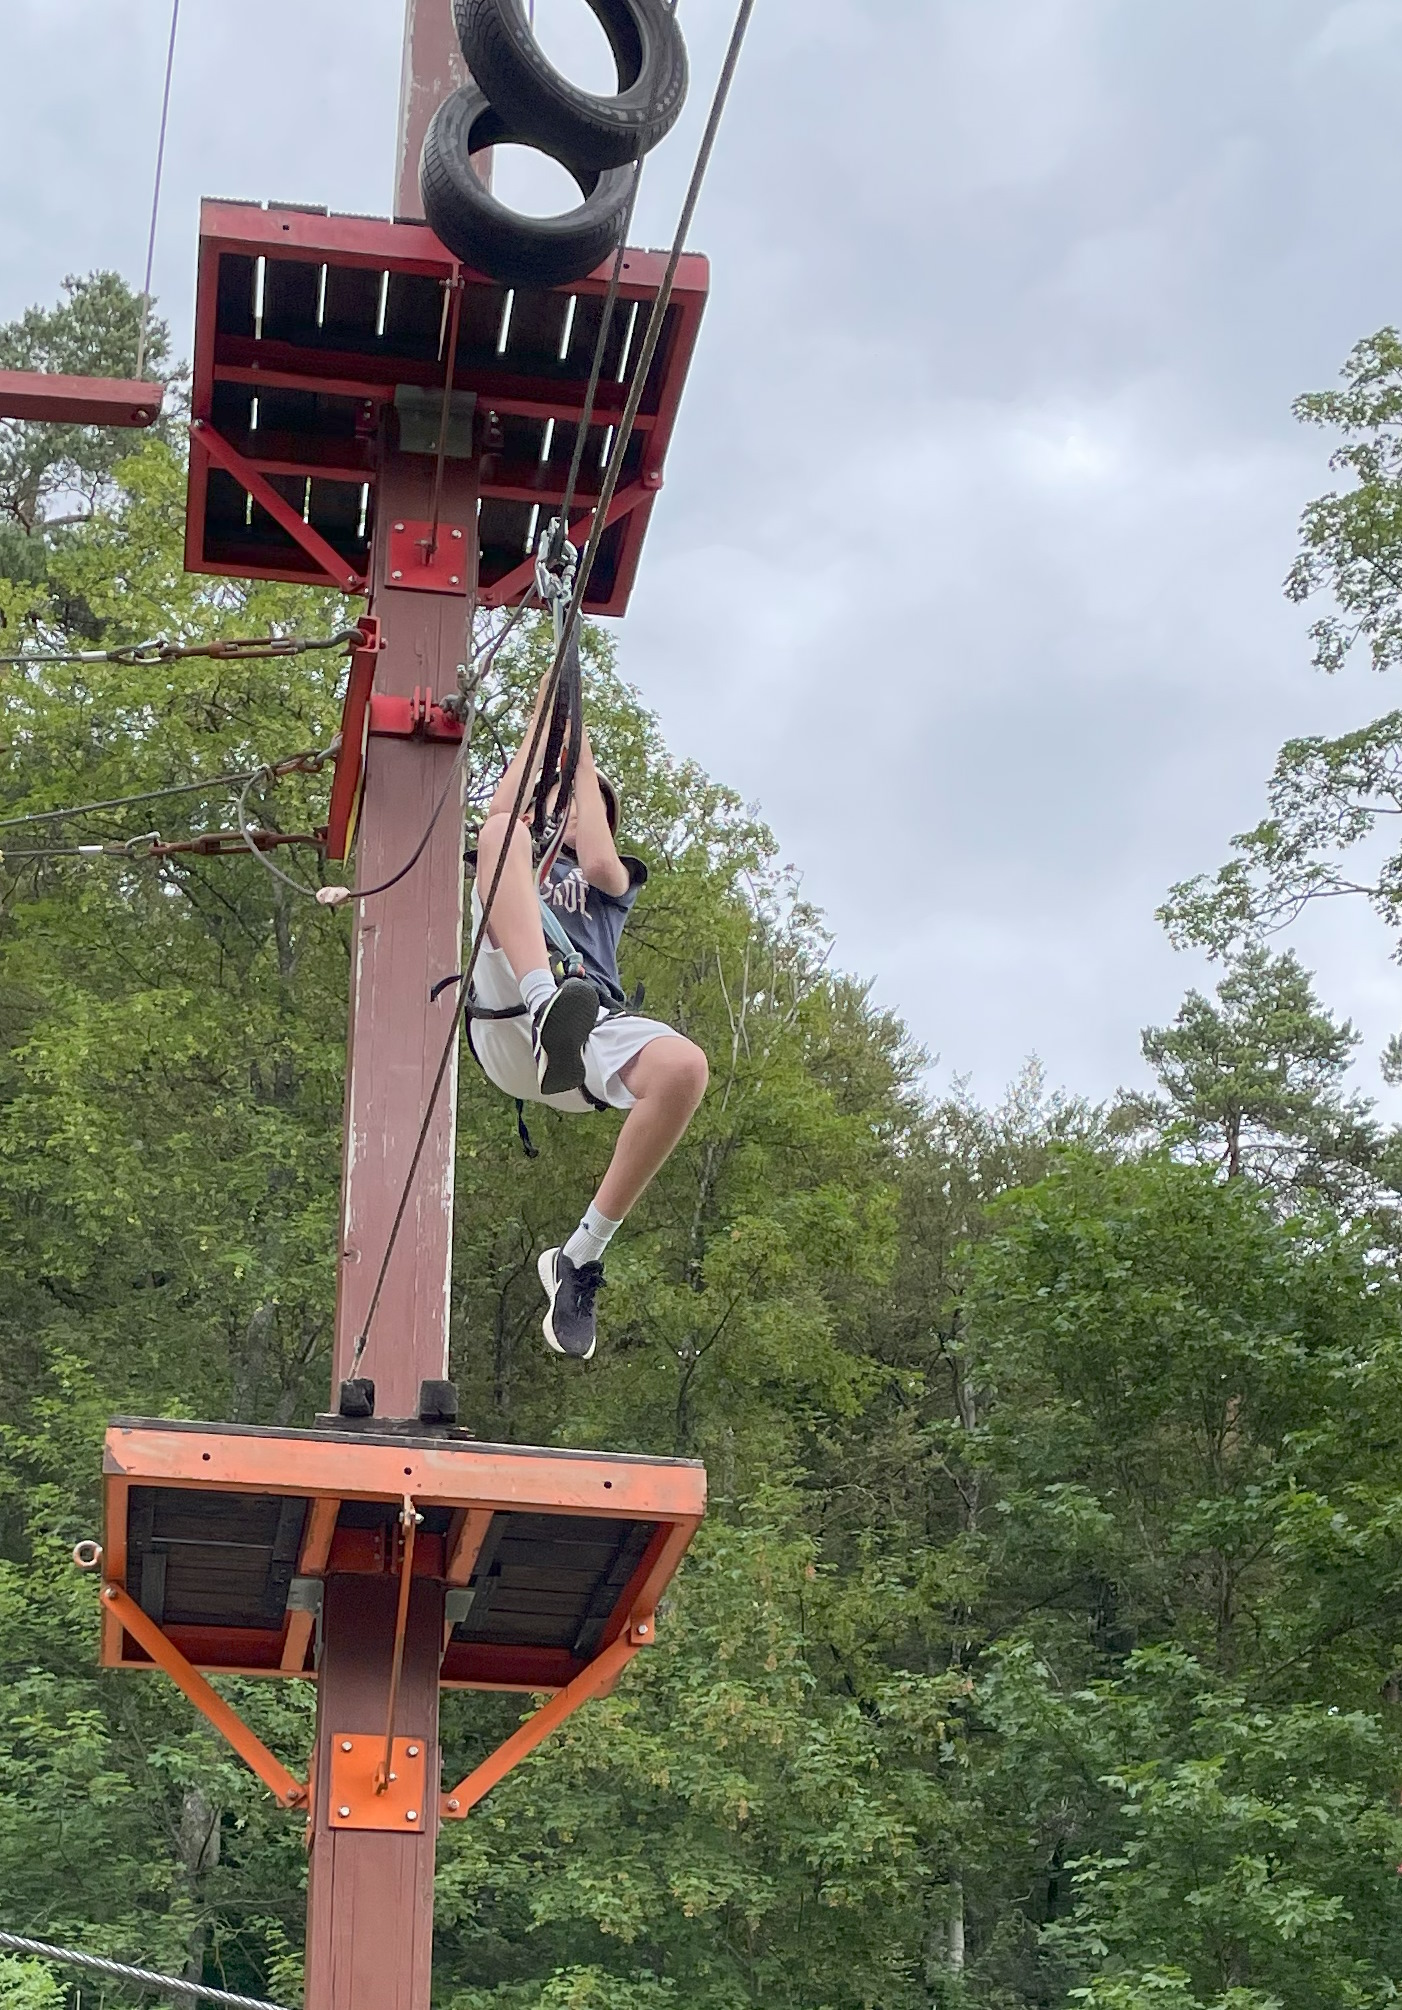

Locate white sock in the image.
[519,966,556,1017]
[563,1202,622,1269]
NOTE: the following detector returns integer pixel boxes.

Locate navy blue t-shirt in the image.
[543,848,647,1006]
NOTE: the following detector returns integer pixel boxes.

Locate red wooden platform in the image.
[186,200,709,613]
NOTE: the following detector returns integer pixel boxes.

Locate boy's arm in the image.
[487,667,555,823]
[572,725,631,898]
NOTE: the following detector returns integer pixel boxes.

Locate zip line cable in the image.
[0,1931,293,2010]
[334,584,545,905]
[0,598,534,887]
[551,0,756,689]
[234,587,545,911]
[136,0,182,379]
[348,0,758,1375]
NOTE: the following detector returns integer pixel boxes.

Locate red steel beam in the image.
[0,370,164,428]
[190,420,366,594]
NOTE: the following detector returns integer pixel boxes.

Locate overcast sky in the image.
[4,0,1401,1110]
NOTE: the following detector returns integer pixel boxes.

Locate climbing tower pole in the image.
[76,1,719,2001]
[395,0,471,217]
[306,11,476,2004]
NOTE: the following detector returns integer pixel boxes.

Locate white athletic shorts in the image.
[465,885,681,1114]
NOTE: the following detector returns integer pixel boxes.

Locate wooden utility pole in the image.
[306,8,476,2003]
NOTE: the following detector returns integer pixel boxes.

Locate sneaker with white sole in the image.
[538,1247,603,1361]
[531,977,598,1097]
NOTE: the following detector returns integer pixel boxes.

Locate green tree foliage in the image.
[1113,947,1381,1203]
[1161,330,1402,966]
[2,284,1402,2010]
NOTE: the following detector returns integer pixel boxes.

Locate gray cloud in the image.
[3,0,1401,1106]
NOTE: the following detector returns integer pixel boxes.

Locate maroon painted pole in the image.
[304,9,480,2003]
[395,0,470,218]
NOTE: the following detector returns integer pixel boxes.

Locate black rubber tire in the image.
[455,0,687,175]
[421,85,635,288]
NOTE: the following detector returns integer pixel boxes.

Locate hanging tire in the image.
[421,85,635,287]
[454,0,688,175]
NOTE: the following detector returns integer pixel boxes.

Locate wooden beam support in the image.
[0,370,164,427]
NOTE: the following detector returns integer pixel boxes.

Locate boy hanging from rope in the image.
[468,662,709,1362]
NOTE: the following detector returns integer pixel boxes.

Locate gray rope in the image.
[0,1930,294,2010]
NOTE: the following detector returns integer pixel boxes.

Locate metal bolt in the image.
[394,522,405,532]
[638,1623,649,1636]
[341,1740,353,1752]
[406,1809,419,1823]
[389,1772,397,1783]
[449,575,460,585]
[447,1798,460,1813]
[407,1745,420,1758]
[338,1805,351,1819]
[391,569,403,580]
[451,528,463,540]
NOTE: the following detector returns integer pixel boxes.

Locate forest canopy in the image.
[2,277,1402,2010]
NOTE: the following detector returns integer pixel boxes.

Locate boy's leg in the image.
[593,1035,710,1220]
[540,1034,708,1361]
[474,812,549,977]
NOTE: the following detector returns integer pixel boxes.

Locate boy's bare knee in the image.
[667,1039,709,1105]
[479,813,528,863]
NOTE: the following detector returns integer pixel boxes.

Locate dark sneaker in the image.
[531,978,598,1096]
[538,1248,603,1361]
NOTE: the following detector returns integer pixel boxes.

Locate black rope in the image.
[548,0,681,558]
[530,0,680,855]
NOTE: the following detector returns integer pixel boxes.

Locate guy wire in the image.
[136,0,182,380]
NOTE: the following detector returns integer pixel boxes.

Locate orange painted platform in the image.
[101,1418,705,1694]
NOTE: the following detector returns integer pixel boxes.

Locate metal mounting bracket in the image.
[440,1611,655,1819]
[386,519,472,594]
[368,691,464,742]
[328,1734,428,1832]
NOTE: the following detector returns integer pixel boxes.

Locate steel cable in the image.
[135,0,182,380]
[0,1930,293,2010]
